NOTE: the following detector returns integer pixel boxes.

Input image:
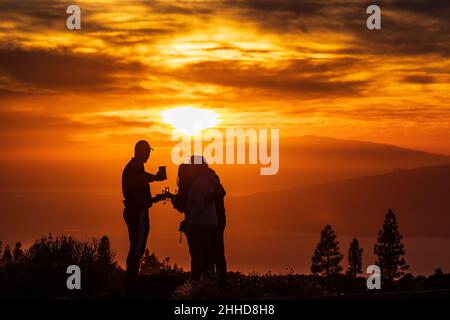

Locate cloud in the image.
[2,0,448,58]
[0,0,65,24]
[71,113,160,129]
[223,0,450,57]
[145,0,215,15]
[0,109,70,132]
[0,108,166,151]
[403,75,435,84]
[320,105,450,122]
[170,58,368,97]
[0,47,147,93]
[0,109,160,133]
[0,0,448,154]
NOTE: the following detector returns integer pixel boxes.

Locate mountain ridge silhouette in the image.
[228,164,450,238]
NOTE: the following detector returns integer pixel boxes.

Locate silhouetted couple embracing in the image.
[121,140,227,292]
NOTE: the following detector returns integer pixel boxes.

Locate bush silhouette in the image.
[1,231,449,299]
[0,234,122,298]
[140,249,183,275]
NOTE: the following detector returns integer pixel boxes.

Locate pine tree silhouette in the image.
[1,245,12,269]
[346,238,363,277]
[311,225,343,277]
[13,242,24,264]
[374,209,409,283]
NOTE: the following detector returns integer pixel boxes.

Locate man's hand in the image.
[152,192,174,203]
[152,194,166,203]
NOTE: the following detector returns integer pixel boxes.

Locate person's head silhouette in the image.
[134,140,153,163]
[190,155,208,166]
[189,155,209,179]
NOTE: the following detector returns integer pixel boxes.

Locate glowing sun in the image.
[160,106,221,136]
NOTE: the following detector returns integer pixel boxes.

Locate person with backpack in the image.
[171,156,227,285]
[206,166,227,288]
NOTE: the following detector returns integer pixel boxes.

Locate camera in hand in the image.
[157,166,167,180]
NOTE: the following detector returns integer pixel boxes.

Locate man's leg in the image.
[135,209,150,262]
[124,209,149,283]
[124,208,139,283]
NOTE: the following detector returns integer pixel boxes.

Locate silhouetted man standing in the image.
[122,140,165,288]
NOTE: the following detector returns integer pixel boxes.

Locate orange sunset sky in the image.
[0,0,449,273]
[0,0,449,158]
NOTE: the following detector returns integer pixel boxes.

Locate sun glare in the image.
[160,106,221,136]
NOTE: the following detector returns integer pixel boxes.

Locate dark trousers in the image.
[186,225,215,281]
[123,207,149,282]
[211,227,227,287]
